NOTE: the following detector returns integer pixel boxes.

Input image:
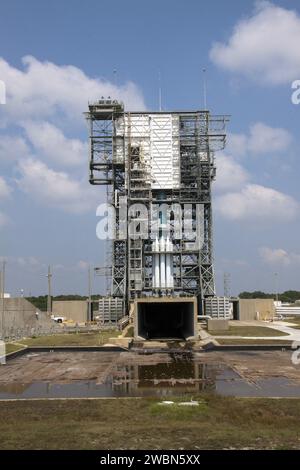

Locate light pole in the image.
[88,265,92,323]
[47,265,52,314]
[0,269,2,338]
[274,272,279,304]
[203,68,207,110]
[1,260,6,339]
[223,272,231,298]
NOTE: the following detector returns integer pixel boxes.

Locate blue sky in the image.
[0,0,300,296]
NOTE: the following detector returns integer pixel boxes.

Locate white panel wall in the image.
[150,114,180,190]
[123,113,180,191]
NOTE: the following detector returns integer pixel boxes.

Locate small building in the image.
[238,298,275,321]
[0,293,11,298]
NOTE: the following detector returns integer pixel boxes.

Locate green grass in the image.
[211,326,288,337]
[3,332,120,357]
[4,343,26,355]
[216,338,292,346]
[1,396,300,449]
[18,330,119,347]
[281,317,300,329]
[124,326,134,338]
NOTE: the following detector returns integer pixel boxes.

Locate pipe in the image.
[165,237,170,288]
[160,236,166,289]
[154,254,160,289]
[152,247,156,288]
[165,236,173,289]
[165,236,174,289]
[169,237,174,289]
[166,254,171,289]
[152,237,160,289]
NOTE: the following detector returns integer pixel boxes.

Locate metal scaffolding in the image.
[86,100,228,316]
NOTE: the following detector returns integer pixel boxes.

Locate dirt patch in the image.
[197,350,300,381]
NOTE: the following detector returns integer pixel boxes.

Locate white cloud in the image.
[226,133,248,157]
[214,153,249,192]
[77,260,89,270]
[27,256,41,266]
[0,135,30,163]
[0,176,12,199]
[0,56,146,213]
[22,121,87,166]
[259,246,300,265]
[16,256,42,267]
[219,257,249,268]
[227,122,292,157]
[2,256,46,272]
[210,1,300,84]
[215,183,298,221]
[53,263,65,270]
[0,55,146,124]
[16,158,101,213]
[247,122,292,154]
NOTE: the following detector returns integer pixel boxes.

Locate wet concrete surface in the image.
[0,350,300,399]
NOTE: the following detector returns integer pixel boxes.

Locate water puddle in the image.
[0,351,300,399]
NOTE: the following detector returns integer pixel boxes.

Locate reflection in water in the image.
[110,360,220,397]
[1,352,300,399]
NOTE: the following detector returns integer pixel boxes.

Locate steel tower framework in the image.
[86,99,228,314]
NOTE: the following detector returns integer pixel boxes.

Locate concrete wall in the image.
[239,299,275,321]
[207,319,229,331]
[0,298,60,340]
[52,300,88,323]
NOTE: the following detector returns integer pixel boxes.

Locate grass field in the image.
[4,327,289,353]
[13,330,119,348]
[216,338,292,345]
[282,317,300,329]
[4,343,26,355]
[0,396,300,449]
[23,330,120,346]
[211,326,288,337]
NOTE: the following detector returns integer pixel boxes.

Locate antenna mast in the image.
[158,71,162,111]
[203,68,207,110]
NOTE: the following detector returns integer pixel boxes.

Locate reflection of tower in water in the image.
[109,358,218,396]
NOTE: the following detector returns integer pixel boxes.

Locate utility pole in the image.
[223,272,231,298]
[1,260,6,339]
[203,68,207,110]
[47,265,52,314]
[88,265,92,323]
[158,70,162,112]
[2,260,5,298]
[0,269,2,338]
[274,272,279,303]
